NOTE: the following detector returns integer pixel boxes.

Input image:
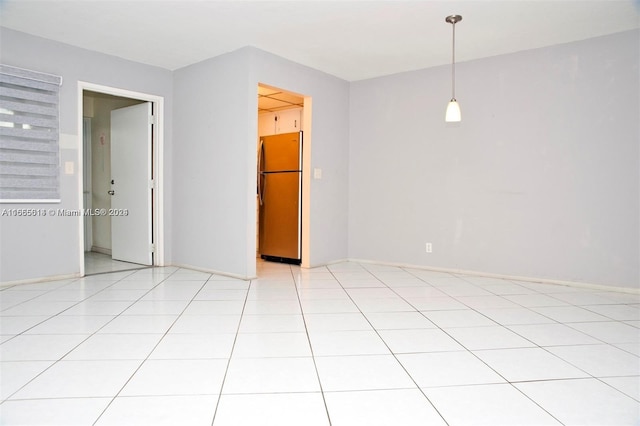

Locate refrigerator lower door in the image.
[259,171,301,262]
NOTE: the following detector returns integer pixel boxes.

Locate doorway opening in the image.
[256,84,310,269]
[78,83,164,276]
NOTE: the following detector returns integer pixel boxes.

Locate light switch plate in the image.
[314,168,322,179]
[64,161,74,175]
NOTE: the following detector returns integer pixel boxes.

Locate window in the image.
[0,64,62,202]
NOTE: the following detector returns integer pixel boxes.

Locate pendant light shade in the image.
[445,99,461,122]
[445,15,462,122]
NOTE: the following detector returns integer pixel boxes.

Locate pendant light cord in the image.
[451,21,456,100]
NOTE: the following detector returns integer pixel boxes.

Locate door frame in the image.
[77,82,165,276]
[254,83,312,272]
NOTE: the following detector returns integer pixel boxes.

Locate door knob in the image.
[108,190,115,195]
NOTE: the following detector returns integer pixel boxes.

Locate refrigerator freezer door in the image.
[259,171,301,260]
[260,132,301,172]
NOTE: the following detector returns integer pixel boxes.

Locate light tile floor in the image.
[84,252,149,276]
[1,261,639,425]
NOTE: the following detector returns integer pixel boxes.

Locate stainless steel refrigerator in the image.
[258,131,302,264]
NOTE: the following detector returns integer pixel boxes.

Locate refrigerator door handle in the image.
[258,139,265,206]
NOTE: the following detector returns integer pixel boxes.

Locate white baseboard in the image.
[347,258,640,295]
[90,246,111,255]
[0,273,81,288]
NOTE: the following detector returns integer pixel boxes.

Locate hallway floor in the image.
[1,261,639,425]
[84,252,149,276]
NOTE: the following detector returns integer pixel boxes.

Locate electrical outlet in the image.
[425,243,432,253]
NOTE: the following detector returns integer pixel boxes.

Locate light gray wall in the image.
[348,30,639,289]
[0,28,173,282]
[172,50,254,276]
[172,47,350,278]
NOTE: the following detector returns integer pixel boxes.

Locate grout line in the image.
[209,274,252,426]
[326,266,452,426]
[289,263,333,426]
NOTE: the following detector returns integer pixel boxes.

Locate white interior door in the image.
[110,102,153,265]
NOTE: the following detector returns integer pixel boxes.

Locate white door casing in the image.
[110,102,153,265]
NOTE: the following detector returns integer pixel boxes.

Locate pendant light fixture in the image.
[445,14,462,122]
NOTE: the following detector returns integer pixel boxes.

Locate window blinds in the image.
[0,64,62,202]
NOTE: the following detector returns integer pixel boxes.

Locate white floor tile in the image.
[549,291,621,305]
[3,262,638,426]
[238,314,306,333]
[296,279,343,289]
[546,344,640,377]
[324,389,447,426]
[246,287,299,300]
[476,307,556,325]
[0,315,49,334]
[600,376,640,401]
[232,332,312,357]
[503,293,570,307]
[398,351,505,387]
[473,347,590,382]
[507,323,601,347]
[409,296,468,311]
[353,297,416,313]
[304,313,373,332]
[583,304,640,321]
[243,300,302,315]
[122,300,190,315]
[65,333,163,360]
[11,360,141,399]
[60,301,132,316]
[87,289,149,302]
[149,333,236,359]
[531,306,611,323]
[445,326,536,350]
[120,359,227,396]
[214,393,329,426]
[1,301,77,316]
[142,284,203,301]
[439,284,494,297]
[422,310,497,328]
[345,288,398,299]
[391,286,447,298]
[364,311,435,330]
[201,280,250,290]
[424,384,561,425]
[182,300,245,315]
[300,298,360,314]
[337,279,387,288]
[194,288,248,301]
[296,288,349,300]
[314,355,415,391]
[308,330,390,356]
[0,334,89,361]
[516,378,640,425]
[455,295,521,309]
[168,314,241,334]
[24,315,114,334]
[97,395,218,426]
[0,397,111,426]
[0,360,54,400]
[567,321,640,344]
[98,315,178,334]
[378,328,464,353]
[222,357,320,394]
[615,342,640,356]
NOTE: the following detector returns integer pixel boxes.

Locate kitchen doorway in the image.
[78,83,165,276]
[256,84,310,268]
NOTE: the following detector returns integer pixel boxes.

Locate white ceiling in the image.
[1,0,638,81]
